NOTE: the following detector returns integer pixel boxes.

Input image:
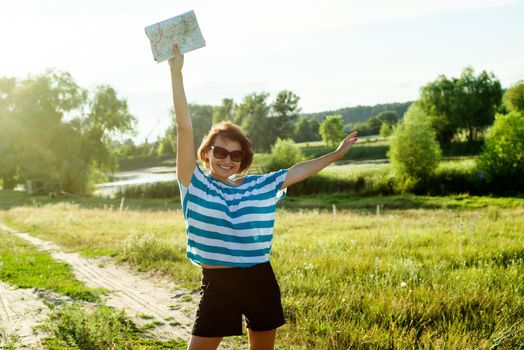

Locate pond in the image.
[94,166,176,197]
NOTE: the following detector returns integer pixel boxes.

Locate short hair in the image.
[197,122,254,173]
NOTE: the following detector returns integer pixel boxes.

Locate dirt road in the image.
[0,222,198,347]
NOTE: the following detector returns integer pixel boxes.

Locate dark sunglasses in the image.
[211,146,246,162]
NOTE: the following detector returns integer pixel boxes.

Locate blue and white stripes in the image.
[179,164,288,267]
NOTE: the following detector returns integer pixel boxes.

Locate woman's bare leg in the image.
[247,328,277,350]
[187,335,222,350]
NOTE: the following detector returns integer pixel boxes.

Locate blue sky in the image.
[1,0,523,142]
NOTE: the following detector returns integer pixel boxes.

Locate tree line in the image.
[2,66,522,195]
[0,70,136,194]
[388,68,523,193]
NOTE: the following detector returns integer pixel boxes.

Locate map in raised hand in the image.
[145,10,206,63]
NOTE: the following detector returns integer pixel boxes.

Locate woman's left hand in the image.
[335,131,358,158]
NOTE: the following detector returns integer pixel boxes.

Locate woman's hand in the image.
[335,131,358,159]
[168,44,184,72]
[281,130,359,189]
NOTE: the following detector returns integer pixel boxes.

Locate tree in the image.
[212,98,235,124]
[236,92,272,152]
[419,74,458,143]
[347,121,371,136]
[293,116,320,142]
[377,110,399,126]
[388,103,441,192]
[87,85,136,140]
[0,70,137,194]
[269,90,301,141]
[188,104,213,146]
[12,70,88,192]
[418,67,502,143]
[367,116,382,135]
[454,67,502,142]
[503,81,524,114]
[0,77,19,189]
[319,115,345,147]
[379,122,393,137]
[478,111,524,190]
[263,138,304,172]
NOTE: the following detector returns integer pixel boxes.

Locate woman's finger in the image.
[172,43,182,57]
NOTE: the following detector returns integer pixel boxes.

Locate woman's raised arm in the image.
[281,131,358,189]
[169,44,196,187]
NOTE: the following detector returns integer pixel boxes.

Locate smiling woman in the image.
[168,43,358,349]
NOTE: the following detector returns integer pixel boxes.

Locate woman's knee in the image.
[187,335,222,350]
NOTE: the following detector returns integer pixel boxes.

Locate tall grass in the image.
[1,198,523,348]
[37,303,186,349]
[272,209,524,349]
[112,158,514,200]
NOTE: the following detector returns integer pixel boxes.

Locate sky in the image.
[1,0,524,142]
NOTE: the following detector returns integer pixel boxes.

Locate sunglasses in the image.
[211,146,246,162]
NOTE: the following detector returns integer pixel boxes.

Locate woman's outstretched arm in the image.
[281,131,358,189]
[169,44,196,187]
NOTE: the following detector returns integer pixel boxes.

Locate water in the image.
[94,167,176,197]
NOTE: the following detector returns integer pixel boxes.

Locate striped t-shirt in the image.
[178,164,288,267]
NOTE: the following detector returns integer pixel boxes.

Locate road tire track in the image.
[0,281,48,349]
[0,222,197,342]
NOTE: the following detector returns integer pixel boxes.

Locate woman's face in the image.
[207,136,243,181]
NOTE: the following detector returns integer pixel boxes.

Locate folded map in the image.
[145,10,206,63]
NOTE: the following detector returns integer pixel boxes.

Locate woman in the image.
[169,44,357,350]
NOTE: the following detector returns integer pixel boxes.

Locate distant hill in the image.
[302,101,413,124]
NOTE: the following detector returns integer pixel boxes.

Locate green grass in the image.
[37,303,186,349]
[1,192,523,348]
[0,230,103,301]
[272,208,524,349]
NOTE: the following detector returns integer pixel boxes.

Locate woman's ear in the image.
[201,149,211,169]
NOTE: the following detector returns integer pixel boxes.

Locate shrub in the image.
[502,81,524,114]
[319,115,346,147]
[388,104,442,192]
[115,181,179,199]
[263,138,304,172]
[478,111,524,192]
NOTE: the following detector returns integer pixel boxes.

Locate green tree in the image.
[212,98,235,124]
[319,115,345,147]
[0,70,137,194]
[263,138,304,172]
[419,67,502,143]
[379,122,393,137]
[188,104,213,146]
[454,67,502,142]
[236,92,272,152]
[347,121,371,136]
[367,116,382,135]
[269,90,301,140]
[12,70,88,193]
[0,77,19,189]
[293,116,320,142]
[478,111,524,190]
[503,81,524,114]
[377,110,399,126]
[388,103,442,192]
[419,74,458,143]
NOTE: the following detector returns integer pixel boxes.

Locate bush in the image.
[478,111,524,192]
[263,138,304,172]
[502,81,524,114]
[388,104,442,192]
[37,303,186,349]
[115,181,180,199]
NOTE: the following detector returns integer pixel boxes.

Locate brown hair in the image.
[197,122,254,173]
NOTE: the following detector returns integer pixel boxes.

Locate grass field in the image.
[0,190,523,349]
